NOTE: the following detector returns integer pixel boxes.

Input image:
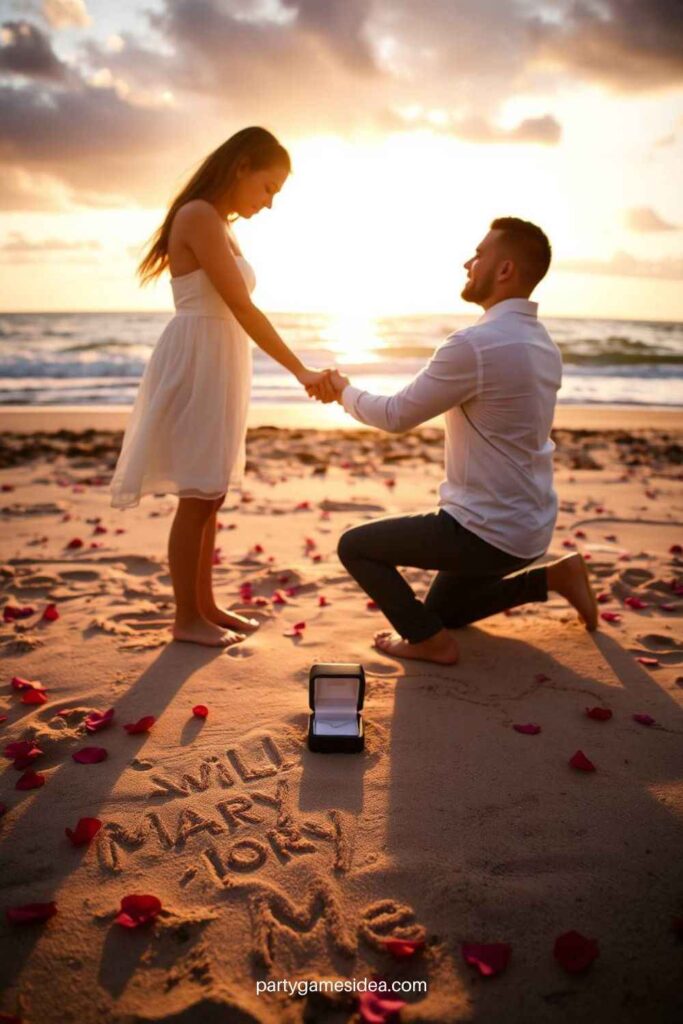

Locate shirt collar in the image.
[477,297,538,325]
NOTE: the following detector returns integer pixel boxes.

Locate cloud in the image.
[624,207,679,232]
[0,78,179,201]
[42,0,91,30]
[0,20,67,80]
[533,0,683,91]
[0,231,100,252]
[384,109,562,145]
[557,250,683,280]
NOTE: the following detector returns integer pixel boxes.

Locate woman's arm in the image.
[174,201,335,396]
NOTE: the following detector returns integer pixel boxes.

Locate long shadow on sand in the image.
[0,638,226,1000]
[378,625,683,1022]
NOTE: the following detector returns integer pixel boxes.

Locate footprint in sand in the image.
[634,634,683,663]
[227,645,256,658]
[620,568,655,586]
[60,569,101,582]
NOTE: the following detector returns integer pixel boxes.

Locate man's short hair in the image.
[490,216,551,290]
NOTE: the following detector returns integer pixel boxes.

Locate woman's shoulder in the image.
[173,199,222,231]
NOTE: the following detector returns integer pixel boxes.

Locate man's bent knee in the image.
[337,524,370,566]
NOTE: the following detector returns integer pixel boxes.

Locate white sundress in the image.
[110,255,255,509]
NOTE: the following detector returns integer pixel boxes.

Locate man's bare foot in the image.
[202,605,260,632]
[172,618,245,647]
[546,552,598,631]
[373,628,459,665]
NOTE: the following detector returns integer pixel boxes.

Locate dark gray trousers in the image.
[337,509,548,644]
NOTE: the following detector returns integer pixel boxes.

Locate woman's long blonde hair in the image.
[138,127,291,285]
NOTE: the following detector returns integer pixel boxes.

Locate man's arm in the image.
[333,332,480,433]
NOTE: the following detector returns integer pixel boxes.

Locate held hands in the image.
[297,367,350,405]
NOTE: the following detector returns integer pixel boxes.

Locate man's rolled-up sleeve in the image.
[341,332,480,433]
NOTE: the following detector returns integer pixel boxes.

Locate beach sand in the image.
[0,411,682,1023]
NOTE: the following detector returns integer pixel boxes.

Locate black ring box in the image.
[307,662,365,753]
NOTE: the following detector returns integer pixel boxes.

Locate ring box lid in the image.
[308,663,365,714]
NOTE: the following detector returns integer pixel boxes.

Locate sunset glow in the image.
[0,1,681,321]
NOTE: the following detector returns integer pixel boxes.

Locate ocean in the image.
[0,311,682,409]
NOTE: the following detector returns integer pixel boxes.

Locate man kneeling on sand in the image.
[323,217,598,665]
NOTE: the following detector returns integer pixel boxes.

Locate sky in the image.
[0,0,682,320]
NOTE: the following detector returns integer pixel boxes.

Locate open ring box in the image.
[307,663,365,753]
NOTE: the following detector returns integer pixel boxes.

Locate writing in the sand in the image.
[146,733,294,800]
[98,777,350,878]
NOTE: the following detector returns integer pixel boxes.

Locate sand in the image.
[0,413,682,1023]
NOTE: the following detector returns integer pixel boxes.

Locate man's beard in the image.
[461,269,495,304]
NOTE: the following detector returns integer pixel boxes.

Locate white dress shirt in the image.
[341,298,563,558]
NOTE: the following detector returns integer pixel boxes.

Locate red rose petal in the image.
[72,746,108,764]
[252,543,264,554]
[597,592,611,603]
[272,590,287,605]
[253,597,269,607]
[633,713,655,726]
[21,688,48,705]
[670,544,682,555]
[570,750,596,771]
[94,524,107,534]
[461,942,511,977]
[624,596,648,610]
[123,716,155,735]
[65,816,102,846]
[85,708,115,733]
[318,595,330,607]
[358,991,406,1024]
[382,938,425,959]
[600,611,621,624]
[192,705,209,718]
[3,605,35,622]
[41,603,59,622]
[513,723,541,735]
[366,600,379,610]
[575,530,586,539]
[585,707,612,721]
[66,538,83,549]
[562,539,576,549]
[115,893,162,928]
[6,902,57,925]
[11,676,43,691]
[554,930,599,973]
[4,740,42,761]
[295,501,310,510]
[636,656,659,667]
[16,769,46,790]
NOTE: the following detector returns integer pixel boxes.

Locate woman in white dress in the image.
[110,127,334,648]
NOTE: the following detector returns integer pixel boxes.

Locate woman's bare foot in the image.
[202,605,260,632]
[373,628,459,665]
[546,552,598,631]
[172,618,245,647]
